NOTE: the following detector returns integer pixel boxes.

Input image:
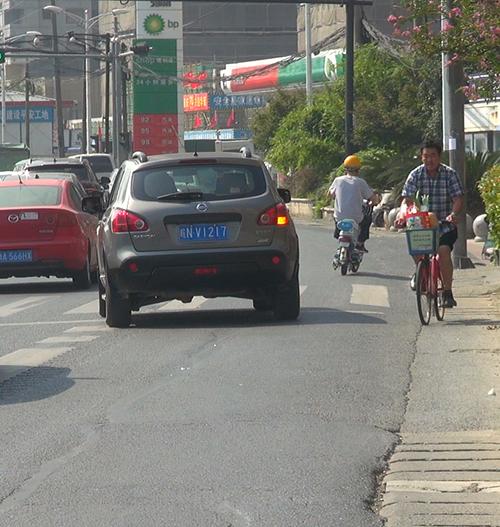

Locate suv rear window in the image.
[133,163,267,201]
[27,164,91,182]
[84,156,113,173]
[0,186,61,207]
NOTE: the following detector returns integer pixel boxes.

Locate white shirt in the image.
[329,175,373,224]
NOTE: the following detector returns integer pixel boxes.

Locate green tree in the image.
[266,44,442,196]
[250,89,305,155]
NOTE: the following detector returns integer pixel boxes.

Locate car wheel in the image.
[73,253,92,290]
[273,267,300,321]
[253,295,274,312]
[98,277,106,318]
[105,274,131,328]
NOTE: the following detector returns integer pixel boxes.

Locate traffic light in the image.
[0,49,6,64]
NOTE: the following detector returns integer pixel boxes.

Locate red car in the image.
[0,178,102,288]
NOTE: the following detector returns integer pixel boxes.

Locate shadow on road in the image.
[0,280,98,295]
[0,366,75,404]
[131,307,386,329]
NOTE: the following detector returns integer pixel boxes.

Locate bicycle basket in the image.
[406,228,438,256]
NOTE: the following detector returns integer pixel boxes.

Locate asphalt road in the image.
[0,223,421,526]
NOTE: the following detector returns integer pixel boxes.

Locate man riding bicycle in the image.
[329,155,379,253]
[399,140,464,308]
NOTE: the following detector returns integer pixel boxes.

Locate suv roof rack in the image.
[132,151,148,163]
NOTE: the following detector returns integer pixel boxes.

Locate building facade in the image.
[1,0,100,131]
[297,1,396,51]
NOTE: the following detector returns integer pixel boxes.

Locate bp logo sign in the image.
[144,14,165,35]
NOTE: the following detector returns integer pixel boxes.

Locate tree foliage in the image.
[388,0,500,100]
[265,44,442,196]
[251,89,305,155]
[479,164,500,250]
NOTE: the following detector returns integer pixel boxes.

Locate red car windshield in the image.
[0,185,61,207]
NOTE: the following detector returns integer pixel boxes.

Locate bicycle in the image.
[406,226,447,325]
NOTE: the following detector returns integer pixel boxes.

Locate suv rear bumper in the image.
[107,249,295,296]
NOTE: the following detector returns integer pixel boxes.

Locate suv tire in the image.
[73,253,92,290]
[273,268,300,321]
[105,275,131,328]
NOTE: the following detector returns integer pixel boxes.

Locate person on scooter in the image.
[328,155,379,252]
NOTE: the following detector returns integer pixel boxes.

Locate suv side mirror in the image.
[82,196,103,215]
[278,188,291,203]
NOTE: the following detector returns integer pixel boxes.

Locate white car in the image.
[69,154,115,185]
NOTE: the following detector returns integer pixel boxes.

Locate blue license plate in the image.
[0,249,33,264]
[178,224,228,242]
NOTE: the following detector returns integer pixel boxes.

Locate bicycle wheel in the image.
[416,259,432,325]
[433,260,445,321]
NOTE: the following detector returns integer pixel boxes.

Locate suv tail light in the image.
[111,209,149,233]
[257,203,289,227]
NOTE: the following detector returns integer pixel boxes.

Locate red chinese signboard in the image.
[183,92,210,113]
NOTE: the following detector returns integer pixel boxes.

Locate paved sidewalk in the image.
[379,258,500,526]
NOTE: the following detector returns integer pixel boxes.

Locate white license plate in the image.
[20,212,38,220]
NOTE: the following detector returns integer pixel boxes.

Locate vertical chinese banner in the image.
[133,2,184,154]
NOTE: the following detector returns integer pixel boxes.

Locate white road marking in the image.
[64,299,99,315]
[0,347,73,383]
[345,310,386,316]
[64,325,109,333]
[350,284,390,308]
[157,296,207,311]
[37,335,98,344]
[0,319,100,328]
[300,285,307,296]
[0,296,51,318]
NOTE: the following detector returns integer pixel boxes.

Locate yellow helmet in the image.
[343,154,362,169]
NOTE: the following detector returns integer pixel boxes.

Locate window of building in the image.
[5,8,24,25]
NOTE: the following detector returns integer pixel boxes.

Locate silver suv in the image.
[97,151,300,327]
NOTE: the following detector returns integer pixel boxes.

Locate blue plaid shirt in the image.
[402,164,464,221]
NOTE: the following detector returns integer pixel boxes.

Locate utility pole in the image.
[112,15,121,167]
[82,55,87,153]
[104,33,111,154]
[120,45,130,157]
[24,60,30,149]
[84,8,91,153]
[345,0,355,155]
[441,0,473,269]
[304,3,313,105]
[49,0,65,157]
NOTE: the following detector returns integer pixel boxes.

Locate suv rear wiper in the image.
[157,191,204,201]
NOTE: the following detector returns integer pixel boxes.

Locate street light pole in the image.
[345,0,355,155]
[304,3,313,105]
[85,8,92,153]
[49,0,65,157]
[24,60,30,148]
